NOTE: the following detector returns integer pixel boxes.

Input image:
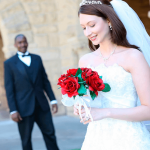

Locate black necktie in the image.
[22,54,30,57]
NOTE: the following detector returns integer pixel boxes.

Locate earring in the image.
[109,25,112,30]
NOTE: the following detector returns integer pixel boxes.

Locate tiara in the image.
[80,0,102,7]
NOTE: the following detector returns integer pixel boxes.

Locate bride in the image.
[74,0,150,149]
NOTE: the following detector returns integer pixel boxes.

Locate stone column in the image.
[0,34,9,120]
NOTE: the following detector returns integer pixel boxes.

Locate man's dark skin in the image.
[11,35,58,122]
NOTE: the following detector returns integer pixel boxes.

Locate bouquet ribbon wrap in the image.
[61,94,93,122]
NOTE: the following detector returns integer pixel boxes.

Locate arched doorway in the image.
[0,33,9,120]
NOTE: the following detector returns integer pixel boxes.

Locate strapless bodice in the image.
[87,63,138,108]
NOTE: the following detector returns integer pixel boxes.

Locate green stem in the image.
[78,81,86,84]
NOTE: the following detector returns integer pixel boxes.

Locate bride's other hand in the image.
[74,103,110,124]
[80,107,110,124]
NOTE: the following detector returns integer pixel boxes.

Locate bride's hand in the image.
[74,104,103,124]
[73,95,90,116]
[79,107,109,124]
[74,103,80,116]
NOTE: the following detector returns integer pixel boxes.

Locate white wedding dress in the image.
[81,63,150,150]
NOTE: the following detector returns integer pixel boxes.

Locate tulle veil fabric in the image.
[110,0,150,66]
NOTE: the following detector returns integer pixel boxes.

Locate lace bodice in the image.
[87,63,138,109]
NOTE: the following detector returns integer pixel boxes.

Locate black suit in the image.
[4,53,59,150]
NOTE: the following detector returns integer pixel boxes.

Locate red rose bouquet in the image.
[57,68,110,100]
[57,68,111,121]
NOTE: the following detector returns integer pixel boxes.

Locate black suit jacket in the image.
[4,53,56,117]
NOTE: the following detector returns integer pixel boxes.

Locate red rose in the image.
[86,74,105,96]
[81,68,92,80]
[58,76,80,97]
[81,68,98,81]
[67,69,78,76]
[57,74,68,86]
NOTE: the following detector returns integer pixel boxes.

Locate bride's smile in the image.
[80,14,111,45]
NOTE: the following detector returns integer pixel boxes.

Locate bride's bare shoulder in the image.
[79,52,94,68]
[126,48,144,60]
[124,48,148,70]
[119,47,143,60]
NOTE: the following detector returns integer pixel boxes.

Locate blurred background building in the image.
[0,0,150,120]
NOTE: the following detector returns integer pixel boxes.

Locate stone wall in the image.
[0,34,6,109]
[0,0,149,118]
[0,0,89,117]
[0,34,9,120]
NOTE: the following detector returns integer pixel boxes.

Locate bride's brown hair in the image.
[78,0,140,51]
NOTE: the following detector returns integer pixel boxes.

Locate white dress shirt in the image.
[17,51,31,66]
[10,51,57,115]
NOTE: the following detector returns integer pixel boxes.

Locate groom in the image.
[4,34,59,150]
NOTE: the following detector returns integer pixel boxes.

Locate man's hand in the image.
[52,104,58,114]
[11,112,22,122]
